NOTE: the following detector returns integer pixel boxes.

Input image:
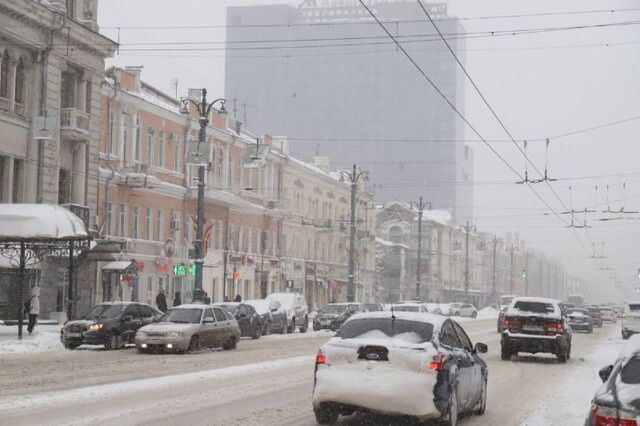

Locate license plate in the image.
[522,325,543,332]
[321,321,331,326]
[66,332,82,338]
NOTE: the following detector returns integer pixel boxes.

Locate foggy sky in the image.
[98,0,640,302]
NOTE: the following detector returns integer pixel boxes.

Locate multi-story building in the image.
[225,0,473,223]
[280,153,376,309]
[0,0,116,319]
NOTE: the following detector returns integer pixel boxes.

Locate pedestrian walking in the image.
[156,288,168,312]
[25,287,40,335]
[173,291,182,307]
[234,294,242,302]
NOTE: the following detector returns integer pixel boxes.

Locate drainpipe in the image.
[37,11,66,203]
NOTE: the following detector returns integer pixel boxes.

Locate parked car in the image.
[361,303,383,312]
[622,301,640,340]
[313,303,361,331]
[61,302,162,350]
[449,303,478,318]
[501,297,571,362]
[585,334,640,425]
[390,303,429,313]
[424,303,443,315]
[566,308,593,333]
[215,303,263,339]
[497,306,508,332]
[312,311,488,425]
[135,304,240,353]
[267,292,309,333]
[599,306,617,324]
[245,299,287,335]
[587,306,603,327]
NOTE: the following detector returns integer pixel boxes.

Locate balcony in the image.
[60,107,90,141]
[0,97,10,112]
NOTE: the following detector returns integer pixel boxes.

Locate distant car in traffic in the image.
[361,303,383,312]
[267,292,309,333]
[244,299,287,335]
[585,334,640,425]
[214,303,263,339]
[135,304,240,353]
[313,303,361,331]
[61,302,162,350]
[622,301,640,340]
[599,307,617,324]
[312,311,488,425]
[390,303,428,313]
[566,308,593,333]
[449,303,478,318]
[586,306,603,328]
[501,297,572,363]
[424,303,443,315]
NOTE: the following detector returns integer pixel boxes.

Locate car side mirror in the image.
[599,365,614,382]
[203,317,214,324]
[474,342,488,354]
[122,315,133,322]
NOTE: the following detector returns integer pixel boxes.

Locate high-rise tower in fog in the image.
[225,0,473,222]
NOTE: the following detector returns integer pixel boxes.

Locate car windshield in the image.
[629,304,640,312]
[568,309,589,315]
[246,300,270,315]
[450,303,462,308]
[268,294,294,309]
[160,309,202,324]
[621,357,640,384]
[218,304,238,314]
[319,305,347,314]
[337,318,434,343]
[84,304,126,319]
[392,305,419,312]
[513,301,555,314]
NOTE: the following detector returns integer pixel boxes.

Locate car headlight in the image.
[167,331,184,338]
[88,323,104,332]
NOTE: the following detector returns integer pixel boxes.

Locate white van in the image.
[621,301,640,339]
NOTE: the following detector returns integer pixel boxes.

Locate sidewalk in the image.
[0,324,63,354]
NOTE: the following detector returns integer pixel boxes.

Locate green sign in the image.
[189,264,196,276]
[173,263,196,277]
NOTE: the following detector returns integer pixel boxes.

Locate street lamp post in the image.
[181,89,226,302]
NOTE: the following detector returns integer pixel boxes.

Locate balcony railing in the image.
[60,107,90,136]
[0,97,10,112]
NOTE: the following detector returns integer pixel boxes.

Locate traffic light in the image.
[636,288,640,295]
[522,270,527,278]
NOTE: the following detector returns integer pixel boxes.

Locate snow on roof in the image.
[0,204,88,241]
[418,209,453,227]
[170,304,208,310]
[375,237,409,250]
[287,156,345,184]
[345,311,446,330]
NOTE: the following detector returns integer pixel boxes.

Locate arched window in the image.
[0,51,9,100]
[389,226,404,244]
[14,57,25,107]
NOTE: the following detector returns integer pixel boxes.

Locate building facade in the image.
[0,0,115,319]
[225,0,473,223]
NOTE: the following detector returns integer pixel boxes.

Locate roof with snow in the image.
[0,204,89,241]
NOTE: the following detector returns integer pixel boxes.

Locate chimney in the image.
[272,136,290,155]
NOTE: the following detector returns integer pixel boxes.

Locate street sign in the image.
[185,139,211,165]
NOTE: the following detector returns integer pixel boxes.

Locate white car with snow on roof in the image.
[312,311,488,425]
[586,334,640,425]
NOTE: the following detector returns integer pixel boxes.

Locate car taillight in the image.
[428,353,447,371]
[505,318,521,331]
[591,404,638,426]
[544,322,563,334]
[316,353,326,365]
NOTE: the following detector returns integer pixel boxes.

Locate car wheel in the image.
[557,347,568,363]
[314,404,339,425]
[475,378,487,415]
[104,333,119,351]
[223,336,238,350]
[137,347,146,354]
[287,319,295,334]
[64,343,79,350]
[313,324,321,331]
[588,326,593,333]
[188,335,200,353]
[252,325,262,340]
[501,344,511,360]
[445,384,459,426]
[300,316,309,333]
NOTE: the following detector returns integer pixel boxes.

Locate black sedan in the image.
[313,312,488,425]
[61,302,162,350]
[215,303,262,339]
[245,299,287,335]
[313,303,361,331]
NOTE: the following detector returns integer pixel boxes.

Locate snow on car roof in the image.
[507,297,561,318]
[345,311,446,329]
[169,304,208,310]
[619,334,640,360]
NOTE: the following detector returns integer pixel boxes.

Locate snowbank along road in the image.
[0,319,622,425]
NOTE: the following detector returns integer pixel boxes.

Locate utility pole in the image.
[464,221,472,303]
[412,197,429,301]
[509,245,515,295]
[491,236,498,305]
[340,164,369,303]
[525,251,529,296]
[180,89,226,302]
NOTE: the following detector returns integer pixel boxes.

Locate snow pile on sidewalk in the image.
[478,307,499,319]
[0,325,63,354]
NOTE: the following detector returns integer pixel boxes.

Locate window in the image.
[0,51,9,100]
[173,134,180,171]
[119,204,126,237]
[439,321,461,348]
[107,108,115,155]
[147,128,154,165]
[337,318,434,343]
[145,207,152,240]
[14,58,24,108]
[213,307,227,322]
[12,159,23,203]
[134,118,141,161]
[66,0,76,19]
[133,206,140,239]
[452,322,472,351]
[121,113,129,163]
[61,71,75,109]
[85,80,92,114]
[156,209,163,241]
[204,308,215,321]
[158,130,165,167]
[214,221,221,250]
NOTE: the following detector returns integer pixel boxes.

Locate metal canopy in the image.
[102,261,133,271]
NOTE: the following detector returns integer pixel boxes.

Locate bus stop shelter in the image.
[0,204,90,339]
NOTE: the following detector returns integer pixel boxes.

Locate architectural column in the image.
[1,156,13,203]
[72,143,87,205]
[77,76,87,113]
[7,55,18,112]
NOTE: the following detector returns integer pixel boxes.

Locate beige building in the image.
[280,154,376,310]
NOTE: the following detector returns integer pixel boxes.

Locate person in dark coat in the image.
[156,288,168,312]
[173,291,182,307]
[234,294,242,303]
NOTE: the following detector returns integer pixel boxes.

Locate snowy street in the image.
[0,319,623,425]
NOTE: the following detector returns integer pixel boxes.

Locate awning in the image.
[102,261,133,271]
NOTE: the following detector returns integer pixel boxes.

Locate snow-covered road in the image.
[0,319,623,425]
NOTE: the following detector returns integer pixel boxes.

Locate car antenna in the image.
[389,295,395,320]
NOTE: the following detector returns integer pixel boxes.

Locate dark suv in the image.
[313,303,361,331]
[501,297,572,363]
[61,302,163,350]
